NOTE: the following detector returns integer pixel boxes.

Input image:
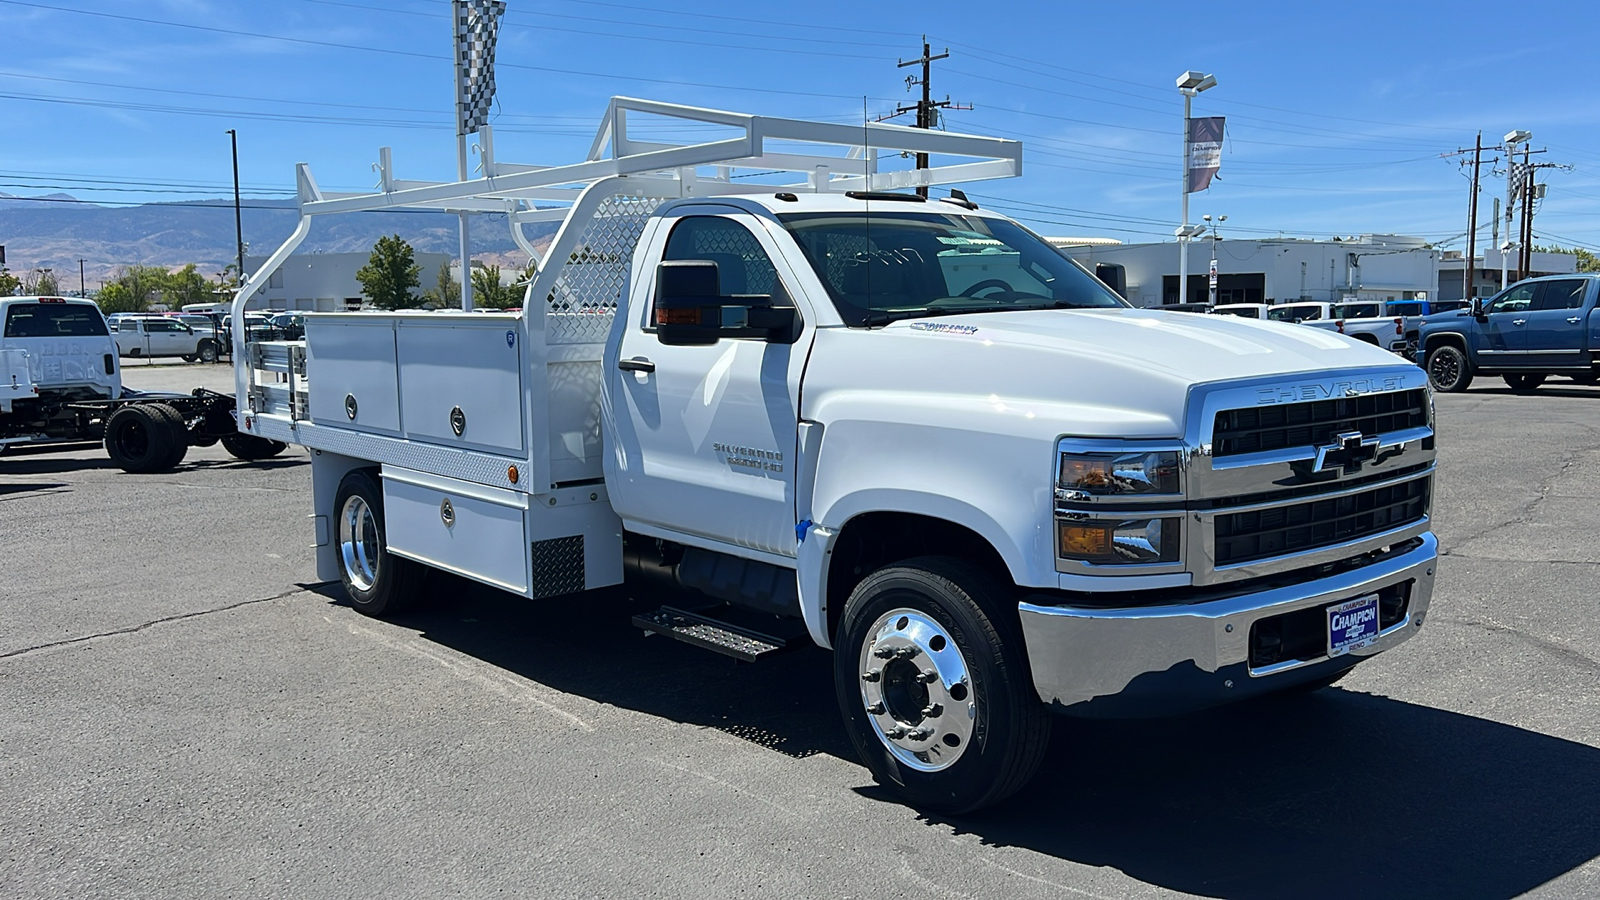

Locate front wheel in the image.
[333,469,429,617]
[198,341,218,364]
[833,558,1050,814]
[1426,344,1473,392]
[1503,373,1547,393]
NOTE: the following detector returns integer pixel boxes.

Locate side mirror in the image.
[654,260,797,346]
[1470,298,1486,320]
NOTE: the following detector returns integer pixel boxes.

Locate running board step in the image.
[632,606,792,663]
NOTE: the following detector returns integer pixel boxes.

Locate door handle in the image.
[1512,319,1526,326]
[617,357,655,373]
[1568,317,1582,324]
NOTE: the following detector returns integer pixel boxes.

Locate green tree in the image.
[356,235,422,310]
[0,269,21,297]
[163,264,212,307]
[1574,248,1600,273]
[420,261,459,309]
[471,264,521,309]
[95,282,142,314]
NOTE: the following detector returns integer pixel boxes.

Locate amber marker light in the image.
[1059,522,1111,560]
[507,465,520,484]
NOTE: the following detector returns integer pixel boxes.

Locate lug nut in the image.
[861,670,881,683]
[894,646,920,659]
[873,647,894,659]
[866,702,885,715]
[921,703,943,718]
[885,726,908,739]
[916,668,939,684]
[909,728,933,741]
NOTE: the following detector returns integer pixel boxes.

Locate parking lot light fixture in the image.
[1177,70,1217,307]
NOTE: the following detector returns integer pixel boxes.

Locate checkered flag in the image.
[455,0,506,135]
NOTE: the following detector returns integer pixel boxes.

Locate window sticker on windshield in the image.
[909,322,979,335]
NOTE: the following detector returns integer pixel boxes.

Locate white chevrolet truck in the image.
[233,99,1438,812]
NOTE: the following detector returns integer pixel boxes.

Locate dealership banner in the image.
[1186,116,1225,193]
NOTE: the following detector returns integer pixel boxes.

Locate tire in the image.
[833,557,1050,814]
[1426,344,1473,392]
[1573,372,1599,385]
[1503,373,1546,393]
[104,405,178,473]
[221,432,288,460]
[332,469,429,617]
[198,341,218,364]
[144,403,190,470]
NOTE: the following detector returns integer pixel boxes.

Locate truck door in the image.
[144,319,187,355]
[608,209,815,558]
[1522,278,1590,366]
[1479,282,1536,363]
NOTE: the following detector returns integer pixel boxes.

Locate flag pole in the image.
[452,0,473,311]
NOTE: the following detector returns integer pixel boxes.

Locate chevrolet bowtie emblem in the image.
[1314,430,1381,476]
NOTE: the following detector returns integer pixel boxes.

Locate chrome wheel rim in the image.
[338,494,380,592]
[857,607,976,772]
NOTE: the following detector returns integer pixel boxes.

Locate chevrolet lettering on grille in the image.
[1313,430,1381,476]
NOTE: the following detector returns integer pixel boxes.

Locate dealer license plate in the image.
[1327,594,1381,658]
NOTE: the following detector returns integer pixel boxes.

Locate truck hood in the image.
[804,307,1416,439]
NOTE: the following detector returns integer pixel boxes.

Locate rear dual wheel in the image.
[834,558,1050,814]
[103,403,188,473]
[333,469,430,617]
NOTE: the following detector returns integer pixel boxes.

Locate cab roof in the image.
[657,191,1007,219]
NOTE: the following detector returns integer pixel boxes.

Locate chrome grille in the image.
[1212,389,1428,457]
[1214,476,1430,566]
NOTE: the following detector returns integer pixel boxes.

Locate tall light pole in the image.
[1502,129,1531,291]
[226,129,245,294]
[1203,213,1226,306]
[78,258,85,298]
[1176,70,1217,306]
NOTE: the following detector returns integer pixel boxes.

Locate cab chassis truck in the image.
[231,98,1438,812]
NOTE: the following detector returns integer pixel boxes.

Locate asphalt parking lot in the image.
[3,363,1598,899]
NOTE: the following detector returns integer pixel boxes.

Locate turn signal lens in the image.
[1059,518,1180,564]
[655,307,701,326]
[1058,522,1111,559]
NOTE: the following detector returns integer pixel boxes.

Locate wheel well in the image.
[825,512,1012,641]
[1422,333,1467,359]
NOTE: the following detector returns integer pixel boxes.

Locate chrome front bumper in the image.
[1018,532,1437,718]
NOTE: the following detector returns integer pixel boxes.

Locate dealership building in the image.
[1054,235,1576,308]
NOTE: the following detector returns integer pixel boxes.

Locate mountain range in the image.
[0,193,554,285]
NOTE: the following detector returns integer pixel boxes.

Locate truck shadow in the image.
[370,577,1600,899]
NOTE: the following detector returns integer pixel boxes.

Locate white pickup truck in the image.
[233,98,1438,813]
[112,315,222,363]
[1304,301,1408,353]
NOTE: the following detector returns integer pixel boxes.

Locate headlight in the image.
[1058,450,1179,495]
[1058,518,1180,564]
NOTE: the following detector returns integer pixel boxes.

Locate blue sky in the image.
[5,0,1600,254]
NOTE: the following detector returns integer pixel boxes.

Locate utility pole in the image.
[226,129,245,291]
[78,258,86,298]
[886,37,968,198]
[1464,134,1482,301]
[1519,146,1534,280]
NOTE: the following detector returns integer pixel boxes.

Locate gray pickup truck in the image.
[1420,274,1600,391]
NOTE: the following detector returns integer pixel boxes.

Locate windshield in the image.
[776,211,1127,326]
